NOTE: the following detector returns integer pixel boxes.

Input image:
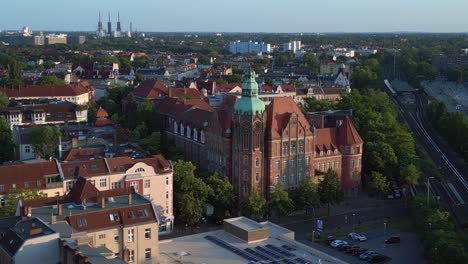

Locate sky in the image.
[1,0,468,33]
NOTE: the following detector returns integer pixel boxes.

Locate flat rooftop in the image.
[159,218,348,264]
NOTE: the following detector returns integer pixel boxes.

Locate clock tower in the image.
[232,71,266,200]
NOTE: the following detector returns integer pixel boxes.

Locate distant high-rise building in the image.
[116,12,122,37]
[107,12,112,37]
[229,40,271,54]
[96,11,105,38]
[283,40,302,53]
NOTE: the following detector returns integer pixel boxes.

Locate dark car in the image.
[384,236,401,244]
[337,244,352,251]
[368,254,391,263]
[345,245,361,254]
[353,248,369,256]
[325,236,335,245]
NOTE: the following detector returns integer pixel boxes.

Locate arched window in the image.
[180,124,185,136]
[135,168,145,173]
[187,126,191,139]
[255,157,260,167]
[200,131,205,143]
[193,129,198,141]
[275,175,279,185]
[174,122,178,133]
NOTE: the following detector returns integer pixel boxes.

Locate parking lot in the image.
[304,228,425,264]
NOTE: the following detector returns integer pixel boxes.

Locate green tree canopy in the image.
[399,163,420,185]
[0,189,46,217]
[37,75,65,86]
[0,116,15,163]
[29,126,61,159]
[268,182,293,219]
[291,177,320,215]
[367,171,388,197]
[241,190,266,219]
[173,161,212,226]
[318,169,344,215]
[205,173,235,212]
[0,92,8,108]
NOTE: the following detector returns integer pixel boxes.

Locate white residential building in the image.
[229,40,271,54]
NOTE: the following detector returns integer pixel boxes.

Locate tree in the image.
[29,126,61,159]
[134,74,144,85]
[367,171,388,197]
[37,75,65,86]
[241,190,266,219]
[268,182,293,220]
[205,173,235,213]
[173,161,212,226]
[0,189,46,217]
[291,177,320,215]
[318,169,344,215]
[137,132,161,154]
[399,163,420,185]
[0,92,8,108]
[224,74,244,84]
[0,116,15,163]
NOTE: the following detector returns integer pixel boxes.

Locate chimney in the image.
[128,193,132,205]
[122,249,130,262]
[30,227,43,236]
[51,214,57,224]
[74,248,81,256]
[58,203,63,216]
[100,195,106,208]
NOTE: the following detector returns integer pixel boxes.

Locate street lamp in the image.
[352,213,356,232]
[427,176,435,207]
[312,230,316,243]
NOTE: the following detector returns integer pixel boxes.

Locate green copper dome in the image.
[234,70,265,115]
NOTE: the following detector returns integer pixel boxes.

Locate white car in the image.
[348,232,368,241]
[330,240,348,247]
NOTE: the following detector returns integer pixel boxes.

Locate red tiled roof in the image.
[96,106,108,119]
[0,84,89,98]
[106,155,172,174]
[336,117,363,145]
[65,203,157,232]
[266,97,313,139]
[66,177,100,204]
[314,127,339,153]
[0,161,59,194]
[216,83,242,93]
[62,148,105,161]
[60,159,109,180]
[133,79,168,99]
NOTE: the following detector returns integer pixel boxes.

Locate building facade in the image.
[157,71,363,200]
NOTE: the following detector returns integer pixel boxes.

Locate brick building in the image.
[157,71,363,199]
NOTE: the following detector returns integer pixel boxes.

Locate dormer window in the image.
[174,122,178,133]
[327,150,331,155]
[109,213,119,221]
[187,126,191,139]
[180,125,185,136]
[320,151,324,156]
[193,129,198,141]
[77,218,87,227]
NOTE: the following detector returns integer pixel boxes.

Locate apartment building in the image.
[0,155,174,234]
[22,179,159,263]
[0,82,93,105]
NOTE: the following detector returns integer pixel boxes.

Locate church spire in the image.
[234,70,265,115]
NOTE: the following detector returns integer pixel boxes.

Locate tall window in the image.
[130,181,139,192]
[243,155,248,165]
[255,157,260,167]
[282,175,286,183]
[129,250,135,263]
[187,126,191,138]
[180,125,185,136]
[282,143,289,155]
[275,160,280,169]
[200,131,205,143]
[144,179,150,188]
[145,248,151,260]
[298,140,304,153]
[255,173,260,182]
[99,179,107,188]
[127,229,134,242]
[243,170,248,181]
[351,160,355,168]
[145,228,151,239]
[291,141,296,154]
[25,145,30,153]
[166,177,169,185]
[275,175,279,185]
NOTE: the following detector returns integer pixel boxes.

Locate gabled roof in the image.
[266,97,312,139]
[0,161,59,194]
[60,159,109,180]
[96,106,109,119]
[133,79,168,99]
[336,117,363,145]
[0,84,89,98]
[66,177,100,204]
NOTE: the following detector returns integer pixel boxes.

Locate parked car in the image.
[330,240,348,248]
[385,236,401,244]
[359,251,376,260]
[325,236,335,245]
[345,245,361,254]
[348,232,368,241]
[337,244,352,251]
[353,248,369,256]
[368,255,391,263]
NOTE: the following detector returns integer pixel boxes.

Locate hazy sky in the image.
[1,0,468,32]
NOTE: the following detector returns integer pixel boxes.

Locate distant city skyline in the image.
[1,0,468,33]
